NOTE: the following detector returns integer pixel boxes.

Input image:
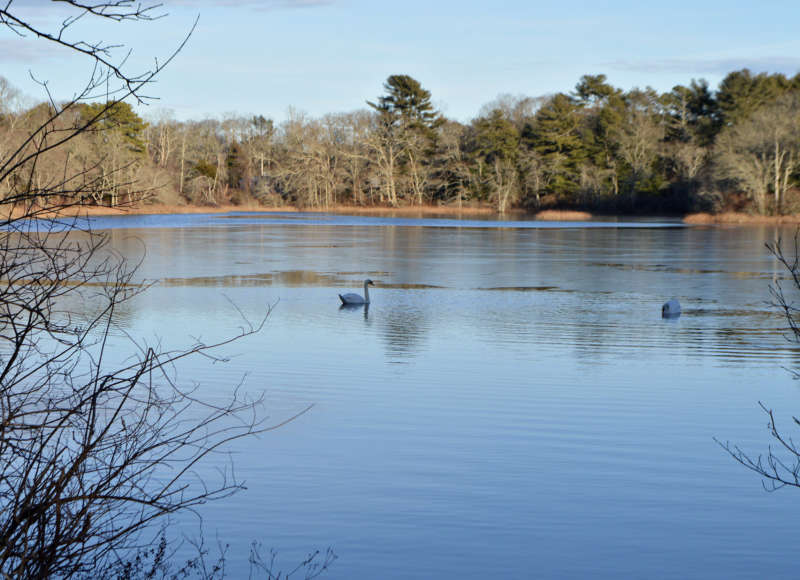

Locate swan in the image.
[662,298,681,318]
[339,279,374,305]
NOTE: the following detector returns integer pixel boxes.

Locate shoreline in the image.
[11,203,592,221]
[20,203,496,218]
[10,202,800,225]
[682,212,800,225]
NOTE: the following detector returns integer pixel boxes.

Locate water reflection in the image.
[70,215,800,579]
[480,285,566,292]
[379,304,429,361]
[88,210,688,231]
[591,261,788,280]
[160,270,351,288]
[339,302,370,321]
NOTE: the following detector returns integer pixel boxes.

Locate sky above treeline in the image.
[2,0,800,123]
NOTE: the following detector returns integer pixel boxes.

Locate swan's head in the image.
[366,279,374,286]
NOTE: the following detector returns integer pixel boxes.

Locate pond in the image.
[91,212,800,579]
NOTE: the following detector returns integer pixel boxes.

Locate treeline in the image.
[3,69,800,214]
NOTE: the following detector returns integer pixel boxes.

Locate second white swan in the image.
[662,298,681,318]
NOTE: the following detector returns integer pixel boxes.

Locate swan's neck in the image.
[363,281,370,304]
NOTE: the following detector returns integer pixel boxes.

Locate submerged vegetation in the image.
[4,70,800,215]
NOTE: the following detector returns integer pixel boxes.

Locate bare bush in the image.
[0,2,317,577]
[717,234,800,490]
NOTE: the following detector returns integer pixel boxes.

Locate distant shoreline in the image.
[12,203,800,226]
[14,203,599,221]
[682,212,800,225]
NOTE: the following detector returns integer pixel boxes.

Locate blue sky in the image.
[2,0,800,123]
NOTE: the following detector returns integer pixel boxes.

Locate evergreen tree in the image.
[226,141,250,191]
[367,74,442,134]
[79,101,148,153]
[366,75,443,205]
[469,109,521,212]
[573,75,626,199]
[522,93,586,200]
[716,69,789,128]
[471,109,520,163]
[664,79,717,145]
[614,88,666,199]
[574,74,618,107]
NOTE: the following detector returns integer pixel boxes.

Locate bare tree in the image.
[363,114,402,207]
[0,77,27,193]
[667,140,707,186]
[429,120,471,208]
[717,234,800,490]
[488,156,518,214]
[405,130,431,206]
[518,148,553,209]
[146,109,178,169]
[614,89,665,198]
[0,216,278,576]
[331,111,373,206]
[272,110,332,209]
[0,2,314,577]
[182,119,228,205]
[477,93,544,131]
[715,94,800,215]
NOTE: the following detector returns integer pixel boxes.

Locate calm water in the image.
[89,212,800,578]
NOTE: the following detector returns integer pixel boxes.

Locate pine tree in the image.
[367,74,442,134]
[522,93,586,199]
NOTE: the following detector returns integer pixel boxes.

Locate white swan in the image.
[339,279,374,305]
[662,298,681,318]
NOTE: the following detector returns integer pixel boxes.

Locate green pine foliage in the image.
[367,74,443,134]
[78,101,148,153]
[5,68,800,215]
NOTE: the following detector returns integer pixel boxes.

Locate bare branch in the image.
[0,3,320,577]
[721,233,800,490]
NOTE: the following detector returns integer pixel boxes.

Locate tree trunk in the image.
[179,132,186,194]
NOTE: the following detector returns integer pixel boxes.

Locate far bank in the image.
[13,201,800,226]
[11,203,593,222]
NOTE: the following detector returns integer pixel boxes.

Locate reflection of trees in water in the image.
[158,270,353,288]
[464,284,793,367]
[378,306,429,360]
[102,219,800,367]
[565,302,796,365]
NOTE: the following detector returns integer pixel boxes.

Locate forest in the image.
[2,68,800,215]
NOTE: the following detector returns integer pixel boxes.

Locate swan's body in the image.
[662,298,681,318]
[339,279,374,305]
